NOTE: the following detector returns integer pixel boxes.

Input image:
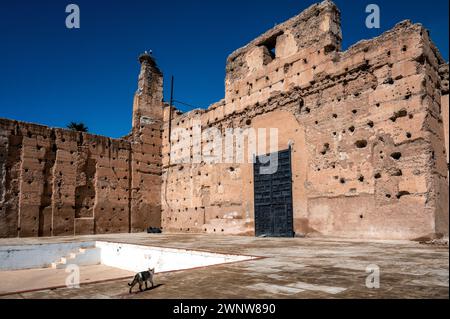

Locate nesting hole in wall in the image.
[396,191,410,199]
[355,140,368,149]
[299,98,305,109]
[339,178,346,184]
[390,109,408,122]
[374,173,382,179]
[391,152,402,160]
[320,143,330,155]
[391,169,403,177]
[384,77,395,85]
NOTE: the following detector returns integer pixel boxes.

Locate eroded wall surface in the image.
[161,1,449,240]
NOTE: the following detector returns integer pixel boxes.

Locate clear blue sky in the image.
[0,0,448,138]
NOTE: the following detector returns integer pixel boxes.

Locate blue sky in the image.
[0,0,448,138]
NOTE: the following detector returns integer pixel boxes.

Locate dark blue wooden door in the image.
[253,149,294,237]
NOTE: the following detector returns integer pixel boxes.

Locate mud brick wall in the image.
[439,63,449,174]
[0,118,162,238]
[161,1,449,240]
[130,123,163,233]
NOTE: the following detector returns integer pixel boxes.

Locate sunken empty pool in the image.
[0,241,256,295]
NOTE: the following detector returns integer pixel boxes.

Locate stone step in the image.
[51,247,101,269]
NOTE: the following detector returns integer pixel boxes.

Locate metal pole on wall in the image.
[164,76,175,212]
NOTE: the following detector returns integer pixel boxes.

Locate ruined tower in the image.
[129,52,164,232]
[132,52,164,130]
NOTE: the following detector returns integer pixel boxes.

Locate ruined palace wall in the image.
[160,0,340,235]
[0,118,161,238]
[1,1,446,240]
[440,64,449,172]
[161,1,448,239]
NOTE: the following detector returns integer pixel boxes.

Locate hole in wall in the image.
[396,191,411,199]
[258,32,283,62]
[384,77,395,85]
[299,98,305,108]
[355,140,368,149]
[390,169,403,177]
[390,109,408,122]
[391,152,402,160]
[320,143,330,155]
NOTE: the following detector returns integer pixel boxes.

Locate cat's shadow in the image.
[122,284,164,297]
[145,284,164,291]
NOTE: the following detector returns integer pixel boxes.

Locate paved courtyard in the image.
[0,233,448,299]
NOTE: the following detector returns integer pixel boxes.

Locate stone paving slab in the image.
[0,265,135,295]
[0,233,448,299]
